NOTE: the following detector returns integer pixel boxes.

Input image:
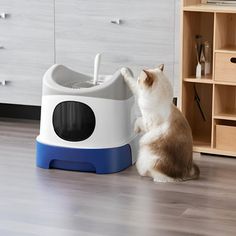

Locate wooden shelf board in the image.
[184,4,236,13]
[183,76,213,84]
[194,146,236,157]
[193,139,212,153]
[193,137,236,157]
[215,81,236,86]
[184,77,236,85]
[215,45,236,53]
[214,113,236,121]
[193,139,211,148]
[213,149,236,157]
[193,146,213,153]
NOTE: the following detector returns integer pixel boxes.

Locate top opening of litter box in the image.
[51,64,113,89]
[59,76,112,89]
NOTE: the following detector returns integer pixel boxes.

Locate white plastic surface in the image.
[38,95,137,149]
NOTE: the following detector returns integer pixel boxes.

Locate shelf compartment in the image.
[214,84,236,117]
[183,11,214,79]
[215,13,236,50]
[215,120,236,152]
[215,52,236,82]
[182,83,213,148]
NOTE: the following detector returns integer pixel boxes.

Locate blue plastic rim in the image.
[36,141,133,174]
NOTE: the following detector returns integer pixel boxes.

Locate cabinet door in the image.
[55,0,175,80]
[0,0,54,106]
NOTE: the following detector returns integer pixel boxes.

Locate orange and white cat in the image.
[121,65,200,182]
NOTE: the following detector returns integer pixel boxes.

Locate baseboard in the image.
[0,103,41,120]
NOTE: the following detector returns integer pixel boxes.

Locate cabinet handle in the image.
[0,13,7,19]
[0,80,6,86]
[230,57,236,63]
[110,19,121,25]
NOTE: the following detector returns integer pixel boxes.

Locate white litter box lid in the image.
[42,64,133,101]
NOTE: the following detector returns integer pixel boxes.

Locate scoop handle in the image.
[93,53,101,85]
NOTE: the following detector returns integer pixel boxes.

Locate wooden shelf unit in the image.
[180,0,236,156]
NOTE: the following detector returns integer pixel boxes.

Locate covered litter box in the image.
[36,64,138,174]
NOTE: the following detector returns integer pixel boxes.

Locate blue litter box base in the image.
[36,141,133,174]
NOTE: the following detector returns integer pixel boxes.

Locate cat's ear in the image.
[158,64,164,71]
[143,70,154,87]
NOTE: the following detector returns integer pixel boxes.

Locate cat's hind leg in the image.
[136,147,157,177]
[150,161,181,183]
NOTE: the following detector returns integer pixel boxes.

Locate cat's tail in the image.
[184,163,200,181]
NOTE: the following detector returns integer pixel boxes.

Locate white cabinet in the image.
[0,0,178,106]
[0,0,54,106]
[55,0,176,81]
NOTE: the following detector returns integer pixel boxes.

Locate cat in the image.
[121,65,200,182]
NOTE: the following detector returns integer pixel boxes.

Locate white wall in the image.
[174,0,181,98]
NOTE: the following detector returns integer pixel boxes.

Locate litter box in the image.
[36,62,138,174]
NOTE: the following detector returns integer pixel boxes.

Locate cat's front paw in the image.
[121,67,132,79]
[134,123,141,134]
[134,117,143,134]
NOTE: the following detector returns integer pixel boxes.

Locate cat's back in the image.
[145,104,193,179]
[147,104,192,152]
[168,104,192,140]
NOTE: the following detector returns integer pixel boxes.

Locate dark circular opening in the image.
[230,57,236,63]
[53,101,96,142]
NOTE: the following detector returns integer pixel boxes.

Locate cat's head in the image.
[138,64,164,90]
[137,64,173,103]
